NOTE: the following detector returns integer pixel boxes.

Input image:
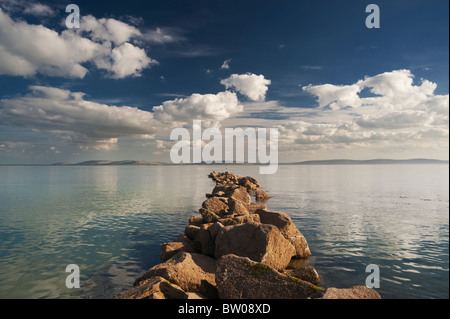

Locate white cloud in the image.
[142,27,185,44]
[108,42,156,79]
[220,73,271,101]
[275,70,449,157]
[221,58,231,70]
[153,91,243,123]
[80,15,141,45]
[303,69,439,111]
[303,83,361,109]
[0,83,246,150]
[0,86,159,150]
[23,3,54,16]
[0,8,156,79]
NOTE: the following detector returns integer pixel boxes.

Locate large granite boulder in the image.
[227,198,250,215]
[215,254,323,299]
[238,176,260,191]
[202,197,229,216]
[228,187,252,205]
[321,286,381,299]
[113,276,203,299]
[255,190,271,201]
[160,240,196,263]
[194,224,215,257]
[214,222,295,270]
[218,214,261,226]
[256,209,311,258]
[134,252,218,299]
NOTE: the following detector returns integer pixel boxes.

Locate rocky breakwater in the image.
[114,171,380,299]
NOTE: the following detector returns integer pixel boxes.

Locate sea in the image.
[0,164,448,299]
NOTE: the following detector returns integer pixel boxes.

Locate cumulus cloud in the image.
[303,83,361,110]
[0,8,156,79]
[303,69,439,111]
[0,83,247,150]
[277,69,449,155]
[220,73,271,101]
[0,86,159,150]
[153,91,243,123]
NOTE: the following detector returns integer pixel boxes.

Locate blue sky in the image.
[0,0,448,164]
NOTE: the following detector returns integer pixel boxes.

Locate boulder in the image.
[321,286,381,299]
[284,266,320,285]
[214,222,295,270]
[256,209,311,258]
[189,216,203,226]
[195,224,215,257]
[229,187,251,205]
[184,225,200,240]
[255,190,271,201]
[218,214,261,226]
[113,276,193,299]
[228,198,250,215]
[245,202,267,214]
[199,208,220,223]
[238,176,260,190]
[215,255,324,299]
[134,252,218,299]
[160,240,196,263]
[202,197,229,216]
[207,222,225,240]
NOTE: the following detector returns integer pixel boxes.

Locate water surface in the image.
[0,164,448,298]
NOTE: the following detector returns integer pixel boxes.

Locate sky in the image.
[0,0,448,164]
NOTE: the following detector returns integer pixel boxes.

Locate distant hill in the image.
[48,158,449,166]
[52,160,165,166]
[287,158,449,165]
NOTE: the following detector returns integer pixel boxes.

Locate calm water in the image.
[0,164,448,299]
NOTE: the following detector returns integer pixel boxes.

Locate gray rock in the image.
[218,214,261,226]
[202,197,229,216]
[184,225,200,240]
[228,198,250,215]
[113,276,191,299]
[255,190,271,201]
[321,286,381,299]
[134,252,218,299]
[215,254,324,299]
[256,209,311,258]
[214,222,295,270]
[160,240,196,263]
[284,266,320,285]
[188,216,203,226]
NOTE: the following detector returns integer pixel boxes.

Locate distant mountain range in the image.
[48,158,449,166]
[52,160,164,166]
[285,158,449,165]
